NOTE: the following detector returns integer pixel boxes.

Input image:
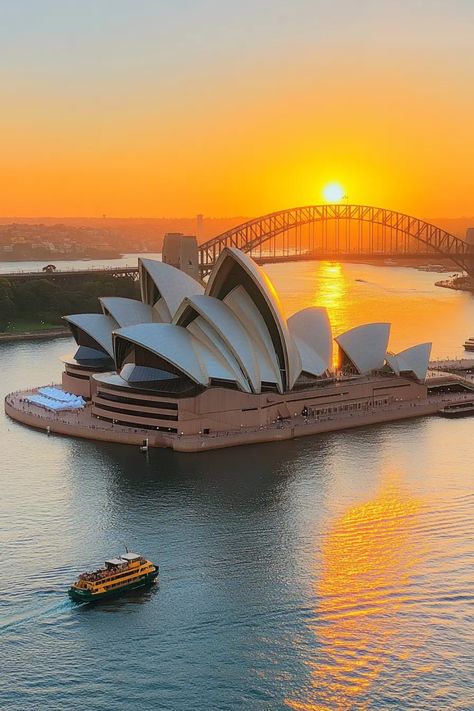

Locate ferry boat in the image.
[439,401,474,418]
[463,337,474,351]
[69,552,159,602]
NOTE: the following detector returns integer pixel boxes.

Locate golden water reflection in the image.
[310,262,349,338]
[268,258,474,360]
[286,473,425,711]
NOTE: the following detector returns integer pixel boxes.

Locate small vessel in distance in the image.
[463,337,474,351]
[69,552,159,602]
[439,401,474,418]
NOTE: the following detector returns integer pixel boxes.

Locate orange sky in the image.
[1,1,474,218]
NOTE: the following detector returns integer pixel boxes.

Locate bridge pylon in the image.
[462,253,474,276]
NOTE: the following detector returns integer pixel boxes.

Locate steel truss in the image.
[198,204,471,277]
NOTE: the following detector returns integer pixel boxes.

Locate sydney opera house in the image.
[6,247,435,451]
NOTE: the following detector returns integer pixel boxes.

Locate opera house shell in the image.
[51,246,433,449]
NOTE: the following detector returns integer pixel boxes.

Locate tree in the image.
[0,286,15,331]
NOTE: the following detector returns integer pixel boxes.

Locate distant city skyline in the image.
[1,1,473,217]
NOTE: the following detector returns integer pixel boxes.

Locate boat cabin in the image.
[69,551,158,600]
[74,553,150,591]
[121,553,144,564]
[105,557,127,569]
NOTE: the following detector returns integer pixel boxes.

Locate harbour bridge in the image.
[1,204,472,284]
[198,204,473,277]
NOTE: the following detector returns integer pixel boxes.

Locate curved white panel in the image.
[192,333,248,387]
[187,316,252,392]
[396,342,432,381]
[153,297,172,323]
[63,313,117,358]
[335,323,390,374]
[173,294,261,392]
[206,248,301,390]
[224,285,283,391]
[114,323,207,384]
[138,258,204,320]
[287,307,332,374]
[385,353,400,375]
[293,336,329,377]
[99,297,156,327]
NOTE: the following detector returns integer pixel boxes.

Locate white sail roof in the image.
[287,307,332,376]
[387,343,431,381]
[186,316,252,393]
[114,322,247,389]
[224,285,283,390]
[397,343,431,380]
[173,294,261,392]
[114,323,207,384]
[138,258,203,321]
[60,247,430,394]
[292,336,329,377]
[385,353,400,375]
[63,313,117,358]
[192,333,246,387]
[206,247,301,390]
[99,297,156,327]
[335,323,390,374]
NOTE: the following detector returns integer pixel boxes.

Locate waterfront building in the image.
[29,246,435,449]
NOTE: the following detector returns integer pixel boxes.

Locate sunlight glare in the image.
[323,183,345,203]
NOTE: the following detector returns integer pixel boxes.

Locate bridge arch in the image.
[198,204,472,276]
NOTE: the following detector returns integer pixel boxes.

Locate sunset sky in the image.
[1,0,474,218]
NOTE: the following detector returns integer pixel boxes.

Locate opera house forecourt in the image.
[4,247,468,452]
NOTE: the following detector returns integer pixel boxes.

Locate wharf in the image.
[429,358,474,372]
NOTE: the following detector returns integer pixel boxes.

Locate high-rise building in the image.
[196,214,204,240]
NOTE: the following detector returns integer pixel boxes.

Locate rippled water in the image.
[1,261,473,710]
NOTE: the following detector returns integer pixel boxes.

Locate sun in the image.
[322,183,345,203]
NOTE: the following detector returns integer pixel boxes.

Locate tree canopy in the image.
[0,275,140,330]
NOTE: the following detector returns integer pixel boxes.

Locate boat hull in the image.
[69,566,159,603]
[439,407,474,418]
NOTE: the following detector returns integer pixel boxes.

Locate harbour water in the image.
[1,260,473,710]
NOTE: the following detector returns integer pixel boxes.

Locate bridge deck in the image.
[0,266,140,282]
[0,251,460,282]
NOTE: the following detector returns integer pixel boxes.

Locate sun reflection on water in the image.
[286,473,426,711]
[309,262,349,367]
[311,262,347,326]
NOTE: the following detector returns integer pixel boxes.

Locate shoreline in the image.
[5,386,472,453]
[435,277,474,293]
[0,253,121,262]
[0,328,70,343]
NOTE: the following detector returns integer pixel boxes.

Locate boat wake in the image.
[0,596,82,633]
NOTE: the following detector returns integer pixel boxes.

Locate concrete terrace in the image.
[5,384,473,453]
